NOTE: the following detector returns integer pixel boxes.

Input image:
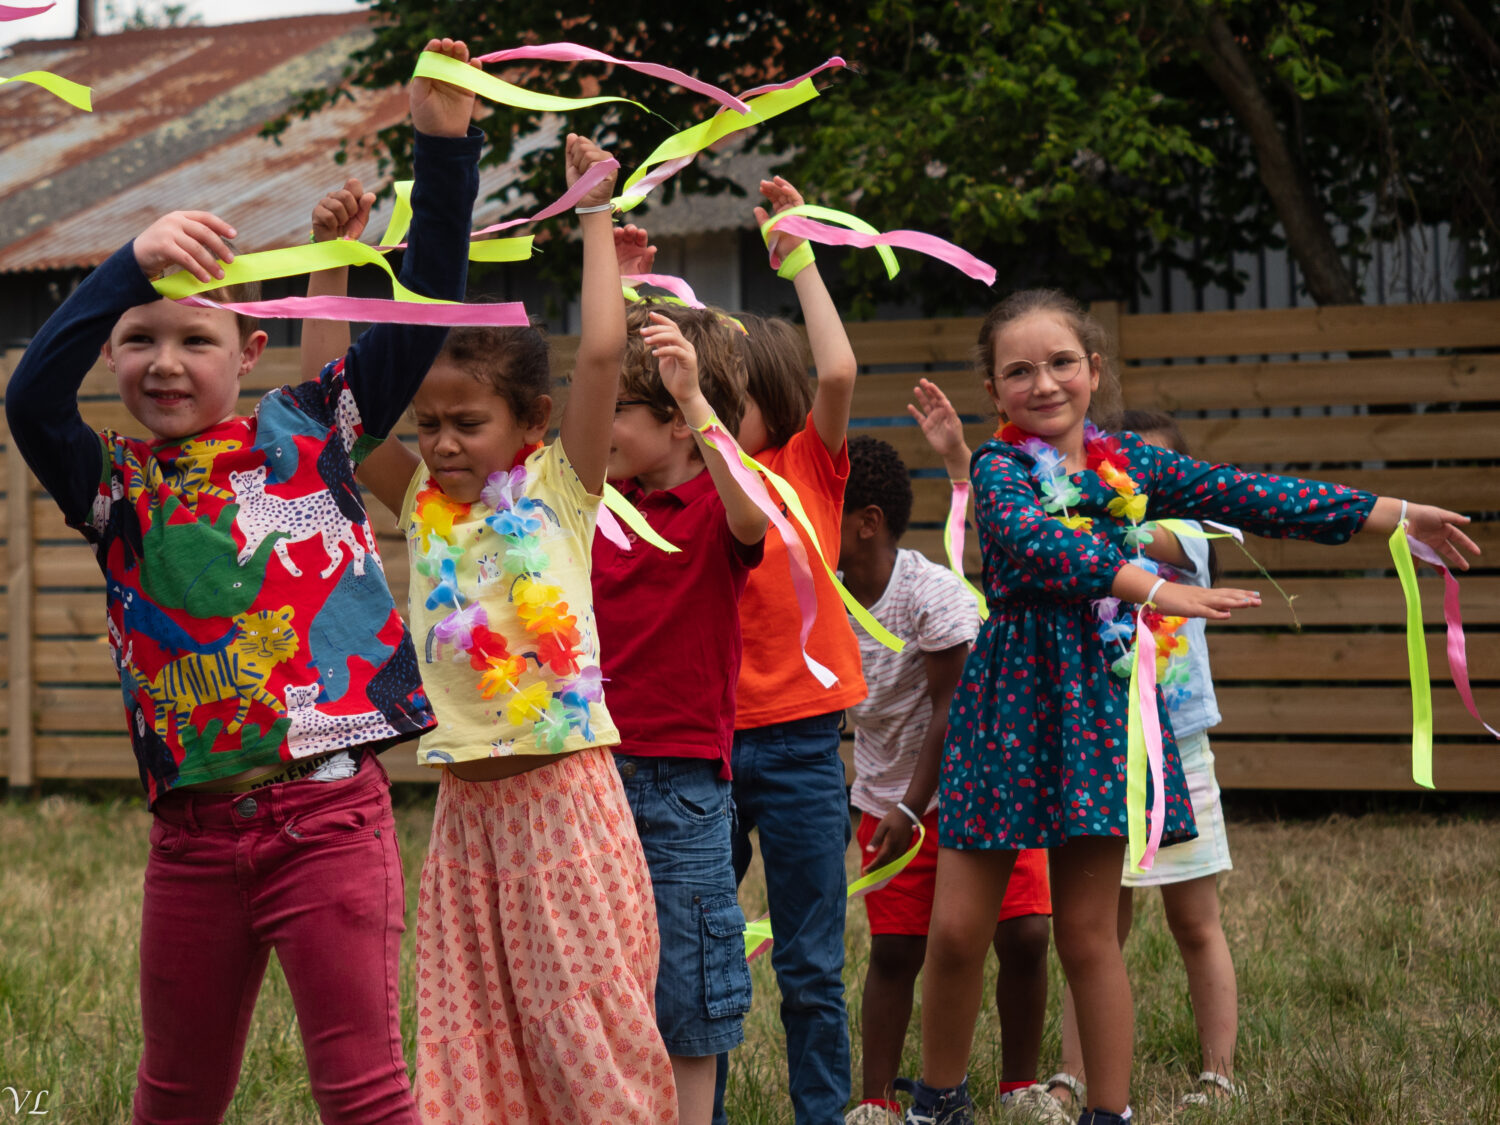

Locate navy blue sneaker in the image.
[894,1076,974,1125]
[1077,1107,1132,1125]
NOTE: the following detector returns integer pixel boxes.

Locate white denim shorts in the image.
[1123,728,1233,887]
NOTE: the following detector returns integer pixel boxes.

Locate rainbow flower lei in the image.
[998,422,1192,706]
[409,449,600,753]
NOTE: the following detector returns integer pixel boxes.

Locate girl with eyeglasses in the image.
[893,289,1476,1125]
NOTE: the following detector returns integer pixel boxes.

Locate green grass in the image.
[2,794,1498,1124]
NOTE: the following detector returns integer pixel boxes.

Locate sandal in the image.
[1179,1071,1244,1106]
[1043,1072,1085,1106]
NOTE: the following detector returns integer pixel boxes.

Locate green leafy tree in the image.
[268,1,1500,308]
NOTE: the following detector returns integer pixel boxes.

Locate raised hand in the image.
[614,223,657,275]
[908,377,969,466]
[312,178,376,244]
[753,175,808,265]
[133,211,236,283]
[410,38,478,139]
[1405,502,1480,570]
[566,133,618,211]
[640,313,700,408]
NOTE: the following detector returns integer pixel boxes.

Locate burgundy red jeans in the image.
[133,753,416,1125]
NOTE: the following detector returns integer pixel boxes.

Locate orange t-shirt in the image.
[735,415,868,728]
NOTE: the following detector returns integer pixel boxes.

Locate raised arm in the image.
[338,38,481,438]
[6,211,236,524]
[556,135,624,495]
[909,377,973,481]
[298,178,372,382]
[643,312,768,546]
[756,177,857,457]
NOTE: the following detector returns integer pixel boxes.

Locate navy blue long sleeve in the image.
[6,126,483,524]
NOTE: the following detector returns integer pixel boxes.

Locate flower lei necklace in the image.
[408,442,601,752]
[997,421,1192,705]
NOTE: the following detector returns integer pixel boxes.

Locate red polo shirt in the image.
[592,466,764,777]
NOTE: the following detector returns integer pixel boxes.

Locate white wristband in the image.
[574,202,613,214]
[1145,577,1167,607]
[895,801,922,829]
[1398,498,1408,528]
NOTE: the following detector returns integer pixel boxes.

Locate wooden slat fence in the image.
[1,300,1496,789]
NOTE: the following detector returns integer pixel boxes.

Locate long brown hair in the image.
[736,312,813,450]
[974,289,1123,430]
[621,300,748,436]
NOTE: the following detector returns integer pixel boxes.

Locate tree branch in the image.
[1437,0,1500,69]
[1195,11,1362,306]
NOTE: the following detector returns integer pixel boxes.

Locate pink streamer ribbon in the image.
[735,57,847,102]
[768,215,997,285]
[175,294,530,327]
[596,505,631,551]
[621,272,704,308]
[1406,536,1500,739]
[0,3,52,18]
[1135,605,1167,870]
[468,156,620,237]
[947,482,970,566]
[700,422,837,688]
[475,43,752,115]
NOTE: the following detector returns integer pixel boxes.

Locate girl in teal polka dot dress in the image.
[896,290,1478,1125]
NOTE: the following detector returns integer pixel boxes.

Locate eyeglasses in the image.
[613,398,652,413]
[997,351,1087,389]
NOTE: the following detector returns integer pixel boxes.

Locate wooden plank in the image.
[1213,741,1500,791]
[1207,631,1500,682]
[8,432,34,787]
[1207,577,1500,627]
[1213,686,1496,736]
[843,318,985,366]
[1116,300,1500,360]
[1121,354,1500,411]
[852,371,993,418]
[1179,411,1500,465]
[37,638,118,682]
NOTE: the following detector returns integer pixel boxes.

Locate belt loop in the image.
[184,797,199,834]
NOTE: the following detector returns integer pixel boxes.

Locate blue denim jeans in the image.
[614,754,751,1057]
[713,712,851,1125]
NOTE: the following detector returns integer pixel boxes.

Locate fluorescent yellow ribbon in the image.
[1126,627,1149,869]
[601,484,682,554]
[735,446,905,653]
[744,823,926,959]
[761,204,901,279]
[0,69,92,111]
[614,79,822,211]
[377,180,413,246]
[412,50,655,118]
[1389,523,1435,789]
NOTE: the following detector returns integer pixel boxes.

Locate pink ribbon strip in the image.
[1406,536,1500,739]
[948,482,970,567]
[1135,606,1167,870]
[468,156,620,238]
[175,294,530,327]
[475,43,751,115]
[701,422,837,688]
[768,215,997,285]
[0,3,53,18]
[735,57,847,101]
[621,272,704,308]
[596,505,631,551]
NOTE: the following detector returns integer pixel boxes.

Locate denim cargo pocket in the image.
[699,893,753,1020]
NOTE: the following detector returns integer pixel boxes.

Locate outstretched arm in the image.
[644,313,768,546]
[909,377,972,480]
[557,135,624,495]
[299,178,372,382]
[757,176,857,457]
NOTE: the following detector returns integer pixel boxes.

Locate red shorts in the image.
[857,809,1051,937]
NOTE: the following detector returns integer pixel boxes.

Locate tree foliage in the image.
[268,1,1500,309]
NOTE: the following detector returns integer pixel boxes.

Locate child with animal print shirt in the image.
[5,38,481,1125]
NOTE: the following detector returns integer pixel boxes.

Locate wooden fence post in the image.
[6,386,35,794]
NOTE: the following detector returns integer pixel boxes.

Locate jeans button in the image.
[235,797,258,818]
[618,760,636,779]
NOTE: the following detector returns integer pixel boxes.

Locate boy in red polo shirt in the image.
[592,300,768,1125]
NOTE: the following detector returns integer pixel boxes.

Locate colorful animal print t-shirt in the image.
[399,440,619,765]
[82,361,434,804]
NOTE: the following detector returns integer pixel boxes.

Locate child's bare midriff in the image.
[446,749,582,782]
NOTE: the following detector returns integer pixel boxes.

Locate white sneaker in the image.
[998,1084,1074,1125]
[845,1103,904,1125]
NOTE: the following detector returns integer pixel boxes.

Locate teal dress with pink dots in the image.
[940,429,1376,851]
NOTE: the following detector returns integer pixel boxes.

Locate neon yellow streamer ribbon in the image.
[150,237,533,302]
[413,50,654,118]
[761,204,901,279]
[744,823,926,959]
[733,446,904,653]
[601,485,682,554]
[1389,523,1435,789]
[378,180,413,246]
[1125,627,1149,869]
[613,79,821,211]
[0,69,92,110]
[1155,519,1236,540]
